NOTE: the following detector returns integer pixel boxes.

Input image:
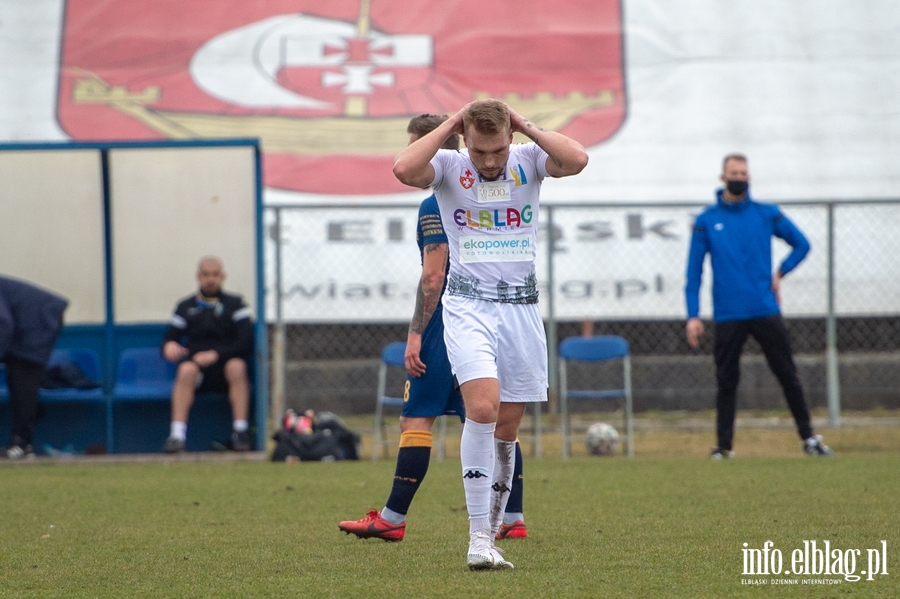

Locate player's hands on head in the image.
[448,103,473,135]
[506,104,529,134]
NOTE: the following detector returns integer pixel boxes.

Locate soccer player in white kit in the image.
[393,99,588,570]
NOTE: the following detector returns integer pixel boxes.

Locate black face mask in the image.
[726,179,748,196]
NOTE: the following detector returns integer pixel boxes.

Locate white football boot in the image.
[467,531,514,570]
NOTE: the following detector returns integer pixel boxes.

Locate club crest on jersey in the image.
[460,169,476,189]
[58,0,625,195]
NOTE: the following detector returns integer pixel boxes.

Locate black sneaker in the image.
[231,431,251,452]
[163,436,185,454]
[803,435,833,456]
[710,447,734,460]
[7,443,35,460]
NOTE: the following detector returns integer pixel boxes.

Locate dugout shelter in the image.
[0,139,267,454]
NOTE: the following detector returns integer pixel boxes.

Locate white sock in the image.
[380,507,405,525]
[490,439,516,536]
[460,419,496,535]
[233,420,249,432]
[170,421,187,440]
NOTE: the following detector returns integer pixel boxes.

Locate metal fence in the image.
[265,199,900,428]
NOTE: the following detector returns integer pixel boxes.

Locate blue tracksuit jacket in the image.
[0,276,68,364]
[684,189,810,323]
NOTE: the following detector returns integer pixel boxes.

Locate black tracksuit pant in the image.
[713,314,813,451]
[5,356,46,445]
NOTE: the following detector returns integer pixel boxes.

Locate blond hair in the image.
[462,99,509,136]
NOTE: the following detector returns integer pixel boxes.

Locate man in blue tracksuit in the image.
[684,153,832,458]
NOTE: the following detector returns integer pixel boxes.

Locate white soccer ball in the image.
[585,422,619,456]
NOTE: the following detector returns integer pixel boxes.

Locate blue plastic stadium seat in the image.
[372,341,447,461]
[559,335,634,458]
[113,347,176,400]
[373,342,407,461]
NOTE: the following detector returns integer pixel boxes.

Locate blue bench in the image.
[111,347,235,453]
[1,347,243,453]
[0,348,110,452]
[113,347,176,400]
[0,348,103,400]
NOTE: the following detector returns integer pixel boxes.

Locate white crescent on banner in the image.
[189,13,433,109]
[189,14,337,109]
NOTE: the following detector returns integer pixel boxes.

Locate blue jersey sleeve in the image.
[684,212,710,319]
[771,207,810,276]
[416,195,447,260]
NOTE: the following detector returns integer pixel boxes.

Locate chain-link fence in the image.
[265,200,900,426]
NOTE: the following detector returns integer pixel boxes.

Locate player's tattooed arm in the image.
[408,278,429,335]
[518,119,545,143]
[519,118,577,171]
[409,242,447,335]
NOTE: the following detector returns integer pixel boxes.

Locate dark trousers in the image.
[5,356,45,445]
[713,315,813,451]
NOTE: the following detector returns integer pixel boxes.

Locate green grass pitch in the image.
[1,449,897,598]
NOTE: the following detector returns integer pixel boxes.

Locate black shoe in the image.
[231,431,251,452]
[163,436,185,454]
[710,447,734,460]
[803,435,833,456]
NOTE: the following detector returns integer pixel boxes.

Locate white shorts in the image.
[442,295,548,403]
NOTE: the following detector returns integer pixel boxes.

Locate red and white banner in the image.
[58,0,625,195]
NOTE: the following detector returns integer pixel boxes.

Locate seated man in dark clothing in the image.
[161,256,253,453]
[0,276,68,459]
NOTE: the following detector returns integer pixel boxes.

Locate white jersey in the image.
[430,143,549,303]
